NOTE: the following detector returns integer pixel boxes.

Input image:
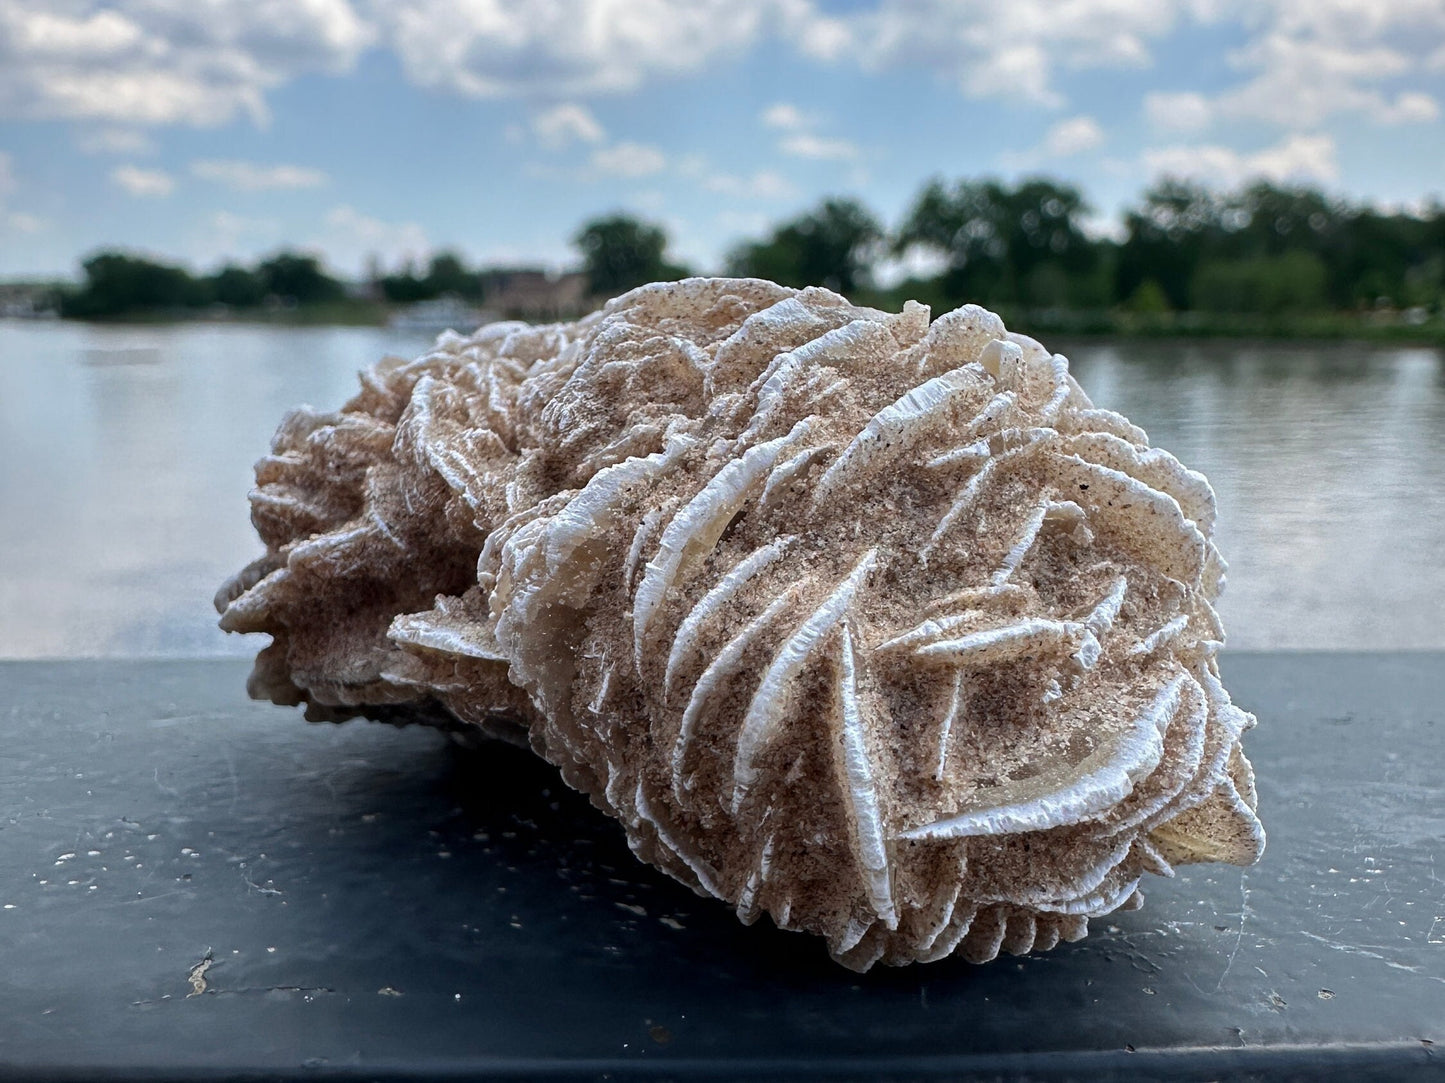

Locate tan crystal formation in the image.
[217,277,1264,970]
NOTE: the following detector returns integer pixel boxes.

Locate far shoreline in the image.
[9,302,1443,348]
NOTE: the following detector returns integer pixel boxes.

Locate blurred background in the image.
[1,0,1443,658]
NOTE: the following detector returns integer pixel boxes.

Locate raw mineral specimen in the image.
[217,277,1264,970]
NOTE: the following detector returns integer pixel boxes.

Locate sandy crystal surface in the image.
[218,277,1264,970]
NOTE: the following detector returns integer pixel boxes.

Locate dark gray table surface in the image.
[0,653,1441,1081]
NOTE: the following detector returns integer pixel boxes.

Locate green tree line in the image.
[721,180,1444,320]
[371,215,689,303]
[56,177,1445,324]
[60,251,347,317]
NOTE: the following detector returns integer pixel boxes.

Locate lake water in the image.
[2,319,1442,657]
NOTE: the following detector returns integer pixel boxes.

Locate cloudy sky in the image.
[1,0,1443,279]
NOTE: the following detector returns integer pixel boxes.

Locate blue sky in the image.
[1,0,1443,279]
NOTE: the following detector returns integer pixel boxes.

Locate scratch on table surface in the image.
[1429,853,1444,945]
[211,985,334,998]
[242,871,283,897]
[1301,931,1445,984]
[135,984,335,1006]
[153,767,181,799]
[1215,869,1251,991]
[221,744,240,816]
[93,890,184,911]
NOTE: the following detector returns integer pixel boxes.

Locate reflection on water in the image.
[1064,339,1445,652]
[1,321,435,658]
[1,321,1442,657]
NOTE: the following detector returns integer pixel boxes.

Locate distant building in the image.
[0,283,60,319]
[478,269,592,321]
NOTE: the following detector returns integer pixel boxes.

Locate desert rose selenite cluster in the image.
[217,277,1263,970]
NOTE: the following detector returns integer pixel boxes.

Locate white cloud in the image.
[1042,115,1105,157]
[526,139,671,181]
[872,244,949,289]
[833,0,1177,107]
[791,0,1445,128]
[532,102,605,149]
[791,8,851,62]
[1144,91,1213,132]
[1378,91,1440,124]
[0,0,1434,154]
[9,8,143,56]
[999,115,1104,168]
[760,100,860,161]
[961,43,1063,108]
[190,159,329,191]
[1213,29,1441,128]
[320,204,428,275]
[6,210,45,233]
[376,0,788,99]
[0,0,829,126]
[75,127,157,155]
[1133,4,1445,133]
[0,0,372,127]
[590,141,667,177]
[761,102,811,130]
[209,209,281,240]
[1246,133,1341,182]
[703,170,795,198]
[1142,132,1340,187]
[110,164,174,197]
[779,133,859,160]
[675,153,708,177]
[0,150,14,200]
[1080,211,1126,243]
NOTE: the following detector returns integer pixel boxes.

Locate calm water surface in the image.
[2,320,1442,657]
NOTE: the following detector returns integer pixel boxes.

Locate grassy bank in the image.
[1001,309,1445,345]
